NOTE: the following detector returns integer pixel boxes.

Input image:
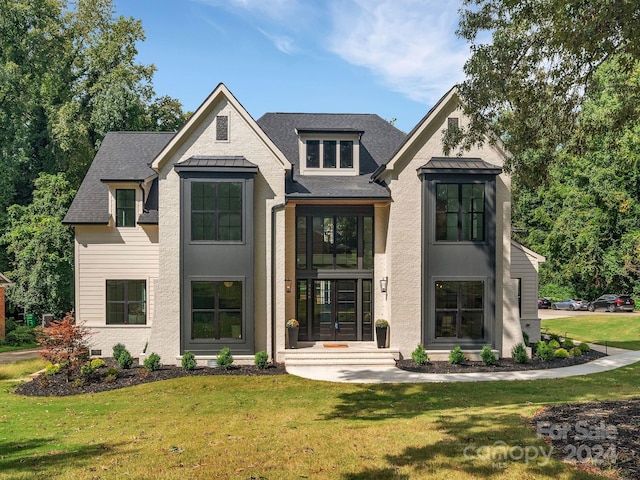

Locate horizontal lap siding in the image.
[75,225,159,326]
[511,245,539,319]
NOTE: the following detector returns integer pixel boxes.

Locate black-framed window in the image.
[106,280,146,324]
[191,182,242,241]
[304,140,355,170]
[115,189,136,227]
[306,140,320,168]
[435,281,484,339]
[436,183,485,241]
[191,281,242,340]
[340,141,353,168]
[296,211,373,271]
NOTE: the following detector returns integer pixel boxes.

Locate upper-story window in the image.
[436,183,485,241]
[297,129,361,175]
[115,189,136,227]
[191,181,242,241]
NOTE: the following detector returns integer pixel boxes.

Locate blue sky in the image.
[113,0,469,133]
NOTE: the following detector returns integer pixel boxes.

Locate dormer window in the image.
[297,128,362,176]
[116,189,136,227]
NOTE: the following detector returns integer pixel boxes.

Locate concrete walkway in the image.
[0,348,40,365]
[285,343,640,384]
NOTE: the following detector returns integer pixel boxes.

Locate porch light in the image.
[379,277,388,293]
[285,278,292,293]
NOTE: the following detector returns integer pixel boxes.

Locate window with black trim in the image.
[436,183,485,241]
[435,281,484,339]
[304,139,355,170]
[106,280,146,324]
[115,189,136,227]
[191,182,242,241]
[191,281,242,339]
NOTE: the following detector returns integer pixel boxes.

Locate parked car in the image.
[551,298,589,311]
[587,294,635,312]
[538,298,552,309]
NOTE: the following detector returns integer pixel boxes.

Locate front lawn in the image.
[2,359,640,479]
[0,343,39,353]
[542,314,640,350]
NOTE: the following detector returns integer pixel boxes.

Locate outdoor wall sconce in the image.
[285,278,292,293]
[379,277,388,293]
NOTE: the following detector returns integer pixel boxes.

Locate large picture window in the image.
[191,182,242,241]
[115,189,136,227]
[191,281,243,340]
[435,281,484,339]
[436,183,485,241]
[106,280,146,324]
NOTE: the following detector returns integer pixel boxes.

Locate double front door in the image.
[297,279,373,342]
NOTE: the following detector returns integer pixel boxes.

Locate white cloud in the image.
[326,0,468,104]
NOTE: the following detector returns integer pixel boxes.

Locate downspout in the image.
[271,200,287,363]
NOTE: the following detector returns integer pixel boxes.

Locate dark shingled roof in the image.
[418,157,502,175]
[64,132,175,224]
[257,113,406,199]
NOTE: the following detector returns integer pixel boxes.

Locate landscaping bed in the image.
[533,398,640,480]
[396,349,606,373]
[15,358,287,397]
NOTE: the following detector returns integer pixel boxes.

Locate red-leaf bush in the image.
[37,312,92,381]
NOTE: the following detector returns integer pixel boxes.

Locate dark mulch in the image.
[396,349,606,373]
[15,358,287,397]
[533,399,640,480]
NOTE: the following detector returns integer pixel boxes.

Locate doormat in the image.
[323,343,349,348]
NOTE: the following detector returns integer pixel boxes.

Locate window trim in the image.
[189,278,245,342]
[190,180,244,243]
[435,182,486,242]
[105,279,147,325]
[434,280,485,340]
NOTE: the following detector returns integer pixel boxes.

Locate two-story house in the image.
[64,83,537,365]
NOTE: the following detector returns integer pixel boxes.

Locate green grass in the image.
[0,343,39,353]
[542,314,640,350]
[3,361,640,479]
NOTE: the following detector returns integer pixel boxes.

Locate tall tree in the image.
[454,0,640,186]
[2,173,76,316]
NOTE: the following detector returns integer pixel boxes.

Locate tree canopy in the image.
[1,0,188,313]
[454,0,640,185]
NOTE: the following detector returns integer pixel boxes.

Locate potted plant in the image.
[286,318,299,349]
[375,319,389,348]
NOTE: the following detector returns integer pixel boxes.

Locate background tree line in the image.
[0,0,188,317]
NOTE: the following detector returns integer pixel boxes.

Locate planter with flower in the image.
[286,318,300,349]
[375,319,389,348]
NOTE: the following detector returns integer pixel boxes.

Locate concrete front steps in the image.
[281,342,400,367]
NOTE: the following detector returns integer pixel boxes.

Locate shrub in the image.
[117,349,133,369]
[254,351,269,370]
[106,367,119,378]
[563,339,575,349]
[182,351,197,371]
[90,358,106,370]
[72,377,85,388]
[578,342,590,353]
[104,373,118,383]
[411,344,430,366]
[548,339,561,349]
[480,345,497,366]
[112,343,127,361]
[549,333,561,344]
[522,330,530,346]
[511,343,529,364]
[143,352,162,371]
[535,341,554,362]
[375,319,389,328]
[216,347,234,369]
[448,346,466,365]
[36,314,91,381]
[570,347,583,357]
[5,325,38,346]
[554,348,569,359]
[79,362,95,377]
[45,363,61,375]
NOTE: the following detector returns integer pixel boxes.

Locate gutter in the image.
[271,200,287,363]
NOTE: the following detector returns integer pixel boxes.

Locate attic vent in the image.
[447,117,459,130]
[90,349,102,357]
[216,115,229,141]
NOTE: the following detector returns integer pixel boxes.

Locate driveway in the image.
[0,348,40,365]
[538,309,640,320]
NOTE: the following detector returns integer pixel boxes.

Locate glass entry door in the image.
[312,280,357,341]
